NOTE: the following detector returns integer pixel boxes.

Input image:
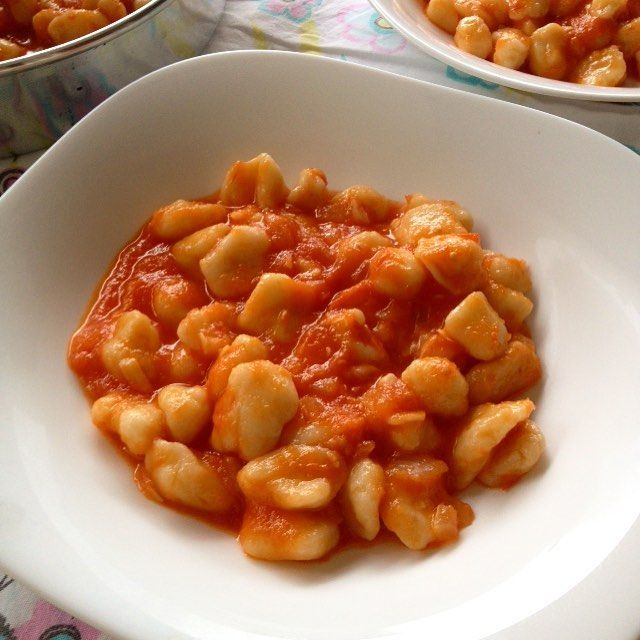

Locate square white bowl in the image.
[1,51,640,640]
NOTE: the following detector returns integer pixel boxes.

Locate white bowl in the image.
[1,51,640,640]
[370,0,640,102]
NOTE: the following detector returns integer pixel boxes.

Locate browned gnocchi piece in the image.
[454,0,505,29]
[0,38,27,60]
[167,343,207,384]
[454,16,493,58]
[418,329,469,368]
[493,28,531,69]
[615,17,640,58]
[47,9,108,44]
[362,374,440,451]
[426,0,460,33]
[403,195,474,230]
[97,0,126,20]
[528,23,570,79]
[589,0,626,19]
[571,46,627,86]
[7,0,38,24]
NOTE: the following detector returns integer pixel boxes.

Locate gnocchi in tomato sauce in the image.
[424,0,640,86]
[68,154,545,562]
[0,0,149,60]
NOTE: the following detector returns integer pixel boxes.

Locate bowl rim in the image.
[0,0,171,77]
[369,0,640,103]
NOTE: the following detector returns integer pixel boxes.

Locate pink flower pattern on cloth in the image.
[336,2,406,54]
[259,0,323,23]
[0,578,106,640]
[15,602,102,640]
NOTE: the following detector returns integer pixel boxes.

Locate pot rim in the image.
[0,0,171,77]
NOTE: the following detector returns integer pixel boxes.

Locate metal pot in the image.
[0,0,225,157]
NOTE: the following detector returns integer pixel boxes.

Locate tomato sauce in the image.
[68,195,479,549]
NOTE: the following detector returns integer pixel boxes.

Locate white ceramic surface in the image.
[370,0,640,102]
[1,51,640,640]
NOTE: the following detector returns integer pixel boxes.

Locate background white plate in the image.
[370,0,640,102]
[1,51,640,640]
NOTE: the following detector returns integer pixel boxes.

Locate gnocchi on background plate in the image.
[424,0,640,86]
[0,0,151,61]
[68,154,545,562]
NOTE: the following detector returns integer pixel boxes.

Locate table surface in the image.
[1,0,639,637]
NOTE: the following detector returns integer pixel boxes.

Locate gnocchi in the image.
[424,0,640,86]
[2,0,148,57]
[340,458,385,540]
[211,360,299,461]
[451,399,535,489]
[239,502,340,561]
[199,225,269,298]
[69,154,545,563]
[415,234,484,295]
[145,440,239,512]
[237,444,347,510]
[100,310,160,393]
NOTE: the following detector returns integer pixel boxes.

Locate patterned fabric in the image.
[0,576,103,640]
[0,1,639,637]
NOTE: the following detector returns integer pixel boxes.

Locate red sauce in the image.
[68,193,511,552]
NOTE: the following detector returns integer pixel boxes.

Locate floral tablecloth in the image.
[1,0,640,637]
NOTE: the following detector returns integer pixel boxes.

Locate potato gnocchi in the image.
[0,0,151,61]
[69,154,545,562]
[423,0,640,86]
